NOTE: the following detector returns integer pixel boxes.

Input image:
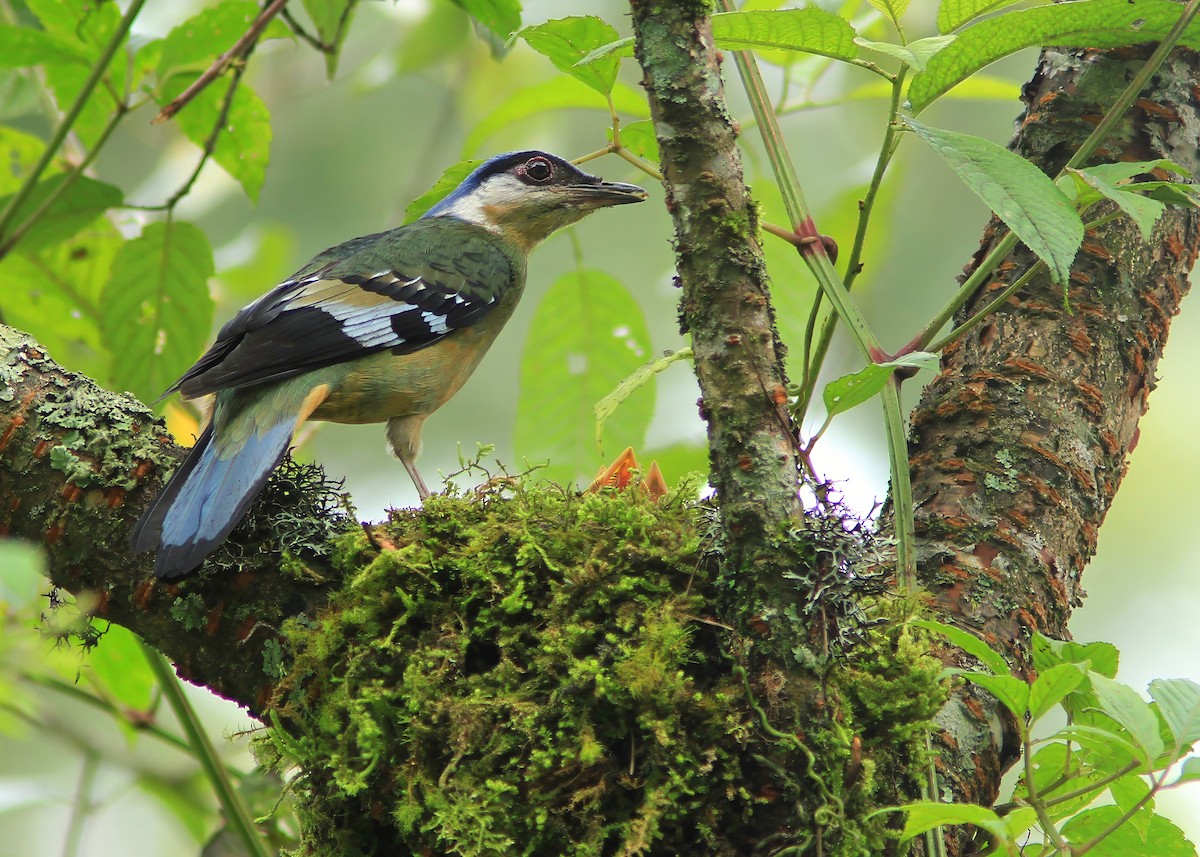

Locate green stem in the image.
[61,751,100,857]
[796,71,908,424]
[142,643,270,857]
[1071,773,1161,856]
[1021,734,1073,854]
[0,0,146,247]
[0,102,127,260]
[720,0,915,586]
[1039,760,1140,809]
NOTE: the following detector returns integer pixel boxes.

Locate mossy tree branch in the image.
[0,325,341,714]
[627,0,804,635]
[904,44,1200,853]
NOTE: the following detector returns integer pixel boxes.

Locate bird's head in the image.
[424,151,647,251]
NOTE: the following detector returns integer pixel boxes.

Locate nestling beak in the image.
[560,179,649,208]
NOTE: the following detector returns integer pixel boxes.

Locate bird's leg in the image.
[387,414,431,501]
[403,457,431,500]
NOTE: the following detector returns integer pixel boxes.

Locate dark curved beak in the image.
[565,179,648,207]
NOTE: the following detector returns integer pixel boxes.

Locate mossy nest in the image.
[264,484,942,857]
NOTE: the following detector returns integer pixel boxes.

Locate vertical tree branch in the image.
[628,0,803,633]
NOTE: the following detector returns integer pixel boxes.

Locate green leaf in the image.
[1083,159,1189,185]
[855,34,955,71]
[575,36,634,68]
[957,671,1030,718]
[0,174,123,253]
[162,76,273,203]
[0,25,90,68]
[301,0,356,76]
[1029,662,1088,721]
[26,0,127,146]
[869,0,910,28]
[1056,718,1144,775]
[514,270,653,485]
[403,158,485,224]
[595,348,692,451]
[520,16,621,96]
[1062,806,1196,857]
[1014,743,1105,821]
[912,618,1011,676]
[711,8,859,61]
[608,120,659,164]
[463,77,648,156]
[1149,678,1200,752]
[894,800,1008,840]
[449,0,522,40]
[905,118,1083,283]
[1034,634,1119,678]
[101,221,215,404]
[86,624,157,713]
[1090,673,1165,762]
[1064,168,1166,240]
[937,0,1043,33]
[0,221,120,378]
[913,0,1200,112]
[823,352,937,418]
[157,2,290,85]
[1108,773,1154,839]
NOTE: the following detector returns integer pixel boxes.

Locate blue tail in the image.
[131,417,294,578]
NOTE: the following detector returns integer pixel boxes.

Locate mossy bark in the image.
[628,0,805,637]
[906,45,1200,853]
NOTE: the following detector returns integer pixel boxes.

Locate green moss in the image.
[263,485,945,856]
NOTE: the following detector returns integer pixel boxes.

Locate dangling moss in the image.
[260,483,946,857]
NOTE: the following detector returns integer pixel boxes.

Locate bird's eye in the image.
[522,157,554,183]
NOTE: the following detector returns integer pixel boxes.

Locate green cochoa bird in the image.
[131,151,646,579]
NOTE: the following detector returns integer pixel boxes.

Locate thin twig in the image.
[153,0,289,124]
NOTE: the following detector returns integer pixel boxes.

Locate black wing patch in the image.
[168,222,515,399]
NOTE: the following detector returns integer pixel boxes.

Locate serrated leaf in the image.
[855,34,955,71]
[1066,168,1165,240]
[520,16,620,96]
[595,347,692,450]
[161,76,272,203]
[1090,673,1165,762]
[463,77,648,156]
[514,270,653,485]
[912,618,1011,676]
[1149,678,1200,753]
[608,120,659,164]
[101,221,215,403]
[157,2,290,85]
[1084,159,1189,185]
[711,8,859,61]
[403,158,485,224]
[1062,806,1196,857]
[1029,662,1088,720]
[895,800,1007,840]
[937,0,1043,33]
[906,118,1083,283]
[913,0,1200,112]
[823,352,937,418]
[0,25,90,68]
[1034,634,1119,678]
[1056,717,1144,775]
[0,174,123,253]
